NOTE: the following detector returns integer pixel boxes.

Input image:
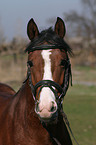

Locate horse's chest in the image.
[14,126,53,145]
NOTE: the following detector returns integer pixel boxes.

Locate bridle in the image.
[26,44,72,103]
[27,64,64,111]
[25,44,79,145]
[27,57,71,110]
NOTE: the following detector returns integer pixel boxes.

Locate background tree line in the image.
[0,0,96,66]
[48,0,96,67]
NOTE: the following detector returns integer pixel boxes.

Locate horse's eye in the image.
[27,61,33,67]
[60,60,67,68]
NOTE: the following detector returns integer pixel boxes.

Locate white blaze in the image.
[42,49,53,80]
[39,50,55,112]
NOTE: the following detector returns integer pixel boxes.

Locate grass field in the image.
[64,84,96,145]
[0,55,96,145]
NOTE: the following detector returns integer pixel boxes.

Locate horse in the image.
[0,17,73,145]
[0,83,16,96]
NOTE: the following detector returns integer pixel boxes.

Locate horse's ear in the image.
[55,17,66,38]
[27,18,39,41]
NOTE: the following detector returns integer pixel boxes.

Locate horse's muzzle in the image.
[35,101,58,123]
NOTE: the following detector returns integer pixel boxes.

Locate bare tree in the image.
[47,0,96,66]
[63,0,96,66]
[64,0,96,38]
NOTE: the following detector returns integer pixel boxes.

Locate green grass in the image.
[63,84,96,145]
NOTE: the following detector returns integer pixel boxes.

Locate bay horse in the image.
[0,17,73,145]
[0,83,15,96]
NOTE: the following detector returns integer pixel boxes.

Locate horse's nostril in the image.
[50,101,57,113]
[50,106,56,112]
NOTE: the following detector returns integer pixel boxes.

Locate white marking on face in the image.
[42,49,53,80]
[39,50,56,113]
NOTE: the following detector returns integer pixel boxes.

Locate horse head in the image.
[26,17,72,123]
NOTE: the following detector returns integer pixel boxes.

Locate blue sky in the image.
[0,0,81,41]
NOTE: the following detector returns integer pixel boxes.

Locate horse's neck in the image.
[9,81,36,126]
[18,81,38,125]
[24,81,40,126]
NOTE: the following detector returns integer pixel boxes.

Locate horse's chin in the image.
[39,111,58,125]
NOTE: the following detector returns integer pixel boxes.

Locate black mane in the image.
[25,27,72,55]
